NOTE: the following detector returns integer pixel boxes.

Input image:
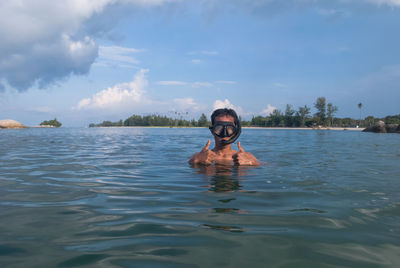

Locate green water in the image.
[0,128,399,267]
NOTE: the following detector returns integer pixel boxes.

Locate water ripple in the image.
[0,128,399,267]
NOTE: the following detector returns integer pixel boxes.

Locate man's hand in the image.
[233,142,259,166]
[189,140,216,165]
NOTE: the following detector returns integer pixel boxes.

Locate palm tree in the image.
[358,103,362,127]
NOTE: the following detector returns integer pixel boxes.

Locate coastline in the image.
[243,127,365,131]
[90,126,365,131]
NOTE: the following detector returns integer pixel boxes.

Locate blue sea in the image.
[0,127,399,267]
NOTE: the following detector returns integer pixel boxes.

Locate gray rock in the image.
[377,120,385,127]
[363,120,387,133]
[386,124,400,133]
[363,121,400,133]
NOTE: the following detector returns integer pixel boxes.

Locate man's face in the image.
[212,115,235,142]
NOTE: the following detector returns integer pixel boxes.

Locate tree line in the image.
[89,97,399,128]
[89,114,210,128]
[248,97,398,127]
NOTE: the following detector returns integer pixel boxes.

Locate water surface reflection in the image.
[191,164,257,192]
[1,128,399,267]
[190,164,260,233]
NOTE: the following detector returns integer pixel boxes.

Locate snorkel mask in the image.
[209,109,242,145]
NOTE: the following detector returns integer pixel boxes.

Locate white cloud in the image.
[96,45,144,68]
[188,50,219,55]
[191,59,203,64]
[191,82,213,88]
[261,104,277,116]
[369,0,400,6]
[273,82,288,88]
[215,80,237,84]
[213,99,243,115]
[156,80,214,88]
[73,69,209,117]
[3,0,396,92]
[316,8,351,20]
[156,80,187,86]
[214,99,234,110]
[75,69,149,110]
[0,0,174,91]
[173,97,201,110]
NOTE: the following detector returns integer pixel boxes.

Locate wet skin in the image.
[189,115,259,166]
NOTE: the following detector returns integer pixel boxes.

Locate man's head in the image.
[209,108,241,145]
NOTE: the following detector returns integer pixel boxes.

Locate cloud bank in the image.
[0,0,171,91]
[2,0,399,92]
[76,69,149,110]
[75,69,203,115]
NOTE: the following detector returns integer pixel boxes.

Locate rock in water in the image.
[363,120,400,133]
[0,119,27,129]
[386,124,400,133]
[363,120,386,133]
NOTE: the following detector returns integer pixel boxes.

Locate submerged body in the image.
[189,139,259,166]
[189,110,259,166]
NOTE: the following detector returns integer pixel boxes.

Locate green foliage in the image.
[270,109,283,127]
[197,114,208,127]
[314,97,326,124]
[240,116,251,127]
[90,114,204,128]
[251,116,268,127]
[327,103,338,126]
[358,102,363,124]
[87,100,399,129]
[364,116,376,127]
[340,117,356,127]
[384,115,400,124]
[40,118,62,127]
[284,104,295,127]
[297,105,311,127]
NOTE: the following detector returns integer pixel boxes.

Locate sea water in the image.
[0,127,399,267]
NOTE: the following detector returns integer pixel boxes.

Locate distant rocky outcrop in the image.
[363,120,400,133]
[0,119,27,129]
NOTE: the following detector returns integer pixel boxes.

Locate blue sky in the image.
[1,0,399,126]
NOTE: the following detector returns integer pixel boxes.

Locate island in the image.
[39,118,62,128]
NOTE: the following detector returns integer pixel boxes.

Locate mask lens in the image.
[226,126,235,136]
[213,125,224,136]
[212,122,236,137]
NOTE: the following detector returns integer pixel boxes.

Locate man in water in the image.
[189,108,259,166]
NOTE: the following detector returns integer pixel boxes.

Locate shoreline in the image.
[243,127,365,131]
[90,126,365,131]
[0,125,365,131]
